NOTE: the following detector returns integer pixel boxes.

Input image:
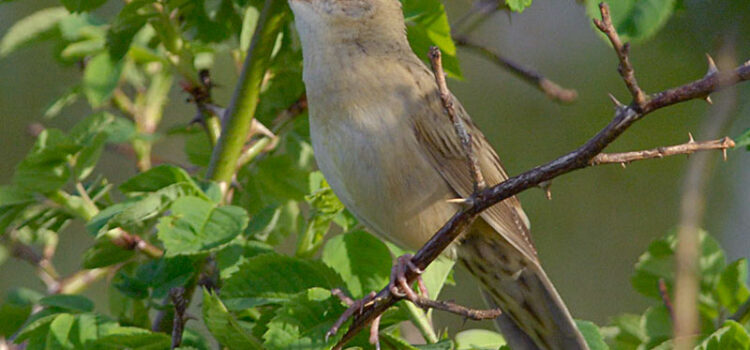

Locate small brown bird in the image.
[288,0,588,348]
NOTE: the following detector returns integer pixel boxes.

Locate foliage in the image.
[0,0,745,349]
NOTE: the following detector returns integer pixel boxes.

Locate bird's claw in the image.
[389,254,428,302]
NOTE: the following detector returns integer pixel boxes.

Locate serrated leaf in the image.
[83,52,124,107]
[604,313,644,350]
[576,320,609,350]
[0,7,69,57]
[696,320,750,350]
[119,165,197,194]
[641,306,671,349]
[263,288,345,349]
[216,241,275,280]
[222,253,345,309]
[402,0,461,78]
[714,258,750,314]
[585,0,676,43]
[12,129,80,193]
[322,230,391,299]
[106,0,154,60]
[39,294,94,313]
[631,230,725,300]
[157,196,249,256]
[455,329,506,350]
[96,326,171,349]
[202,290,264,349]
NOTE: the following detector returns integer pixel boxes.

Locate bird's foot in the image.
[327,290,377,343]
[389,254,428,302]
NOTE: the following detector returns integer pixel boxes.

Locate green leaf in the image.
[216,241,275,280]
[82,234,136,268]
[47,313,76,349]
[263,288,346,349]
[95,326,171,349]
[604,313,645,350]
[119,165,197,194]
[735,128,750,151]
[455,329,506,350]
[506,0,533,12]
[322,230,391,298]
[714,258,750,314]
[39,294,94,313]
[106,0,154,60]
[116,256,196,299]
[631,230,725,300]
[0,7,69,57]
[641,306,671,349]
[0,185,34,207]
[83,52,124,107]
[44,85,81,119]
[585,0,676,43]
[576,320,609,350]
[245,201,301,246]
[61,0,108,12]
[297,174,348,257]
[157,196,249,256]
[13,129,80,193]
[696,320,750,350]
[402,0,461,78]
[202,290,264,349]
[0,288,40,337]
[222,253,345,309]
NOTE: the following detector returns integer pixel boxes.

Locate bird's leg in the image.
[389,254,428,301]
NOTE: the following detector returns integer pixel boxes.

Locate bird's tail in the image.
[457,223,588,350]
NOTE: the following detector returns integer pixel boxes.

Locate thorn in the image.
[539,181,552,200]
[723,148,728,161]
[705,53,718,76]
[620,162,627,169]
[446,198,470,204]
[705,96,713,105]
[608,93,624,108]
[688,132,695,143]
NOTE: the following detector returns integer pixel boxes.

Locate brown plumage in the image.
[289,0,588,348]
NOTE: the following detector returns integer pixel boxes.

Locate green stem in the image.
[206,0,288,190]
[403,302,439,343]
[48,190,98,222]
[236,136,273,169]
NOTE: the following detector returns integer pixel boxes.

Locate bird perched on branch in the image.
[288,0,588,348]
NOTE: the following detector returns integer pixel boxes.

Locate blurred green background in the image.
[1,0,748,330]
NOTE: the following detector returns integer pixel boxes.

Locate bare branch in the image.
[332,29,750,350]
[412,296,502,321]
[589,137,735,166]
[593,2,647,108]
[454,37,578,103]
[429,47,486,192]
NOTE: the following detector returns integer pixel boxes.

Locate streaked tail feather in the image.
[458,224,588,350]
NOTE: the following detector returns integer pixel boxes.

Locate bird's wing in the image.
[407,63,539,262]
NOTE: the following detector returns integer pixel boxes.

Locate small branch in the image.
[411,295,502,321]
[454,37,578,103]
[170,287,188,349]
[593,2,647,108]
[658,278,674,322]
[332,15,750,350]
[111,229,164,259]
[56,267,112,294]
[589,137,735,165]
[206,0,288,195]
[429,47,486,192]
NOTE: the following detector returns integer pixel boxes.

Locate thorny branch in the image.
[429,47,486,192]
[593,3,647,108]
[590,136,734,166]
[330,3,749,348]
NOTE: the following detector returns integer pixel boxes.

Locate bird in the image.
[287,0,588,348]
